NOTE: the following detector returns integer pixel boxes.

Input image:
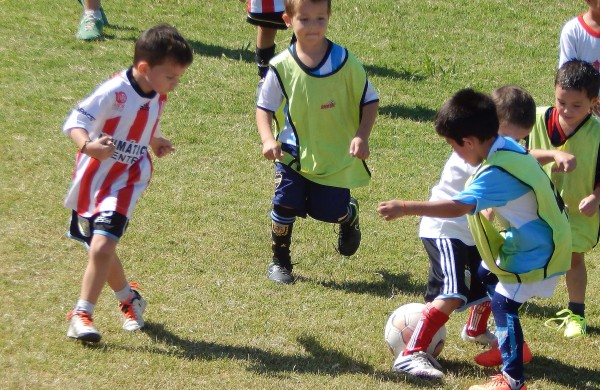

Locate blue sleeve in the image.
[452,167,531,213]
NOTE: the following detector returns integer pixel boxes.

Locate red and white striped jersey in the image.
[63,68,167,219]
[247,0,285,13]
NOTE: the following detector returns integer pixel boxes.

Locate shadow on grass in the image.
[378,104,437,122]
[138,322,435,386]
[528,356,600,390]
[188,40,254,63]
[301,270,424,299]
[364,64,424,81]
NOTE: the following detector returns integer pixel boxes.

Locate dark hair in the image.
[133,24,193,67]
[491,85,536,129]
[434,88,499,146]
[555,60,600,99]
[284,0,331,16]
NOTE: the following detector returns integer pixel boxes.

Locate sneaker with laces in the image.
[267,261,294,284]
[544,309,586,339]
[468,372,527,390]
[474,342,532,367]
[119,289,147,331]
[66,310,101,342]
[461,325,497,346]
[337,197,361,256]
[77,0,109,25]
[76,13,103,41]
[392,351,444,379]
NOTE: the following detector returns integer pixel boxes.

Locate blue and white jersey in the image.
[453,137,554,274]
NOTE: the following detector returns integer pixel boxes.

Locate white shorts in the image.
[495,275,560,303]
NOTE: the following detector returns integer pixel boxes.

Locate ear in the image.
[135,61,150,76]
[462,136,476,149]
[282,12,292,27]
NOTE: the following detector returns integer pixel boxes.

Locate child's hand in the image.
[84,135,115,161]
[262,139,284,160]
[150,136,175,158]
[377,200,406,220]
[579,194,599,217]
[349,136,370,160]
[551,151,576,173]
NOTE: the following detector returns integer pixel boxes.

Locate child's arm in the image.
[349,101,378,160]
[579,186,600,217]
[150,136,175,158]
[68,127,115,160]
[529,148,576,173]
[377,199,474,221]
[256,108,283,160]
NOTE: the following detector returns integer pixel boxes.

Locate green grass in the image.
[1,0,599,389]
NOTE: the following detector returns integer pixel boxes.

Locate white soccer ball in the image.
[384,302,446,358]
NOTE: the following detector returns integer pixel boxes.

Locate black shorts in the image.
[421,238,489,310]
[68,210,129,246]
[246,11,287,30]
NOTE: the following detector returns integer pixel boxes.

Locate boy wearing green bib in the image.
[255,0,378,284]
[528,60,600,339]
[378,89,571,390]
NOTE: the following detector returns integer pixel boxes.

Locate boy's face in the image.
[586,0,600,12]
[283,1,330,45]
[445,136,485,167]
[554,86,596,128]
[137,60,189,95]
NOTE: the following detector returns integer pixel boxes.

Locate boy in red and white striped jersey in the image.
[63,24,193,343]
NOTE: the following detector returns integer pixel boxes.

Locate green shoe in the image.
[544,309,586,339]
[77,0,109,25]
[76,13,103,41]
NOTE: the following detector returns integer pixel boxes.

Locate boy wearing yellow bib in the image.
[528,60,600,339]
[378,89,571,390]
[256,0,378,284]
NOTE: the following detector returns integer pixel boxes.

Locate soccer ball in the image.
[384,302,446,358]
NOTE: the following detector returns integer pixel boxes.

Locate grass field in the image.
[1,0,600,389]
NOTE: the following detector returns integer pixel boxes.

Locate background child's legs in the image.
[565,252,586,309]
[255,27,277,78]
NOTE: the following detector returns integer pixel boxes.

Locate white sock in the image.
[75,299,95,314]
[114,283,133,303]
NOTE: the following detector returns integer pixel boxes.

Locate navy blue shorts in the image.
[68,210,129,246]
[273,162,350,223]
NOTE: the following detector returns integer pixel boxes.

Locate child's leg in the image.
[255,26,277,78]
[337,197,360,256]
[268,163,304,284]
[491,293,525,383]
[565,252,586,312]
[270,205,295,268]
[464,301,493,337]
[107,257,147,331]
[555,251,587,338]
[392,300,454,379]
[78,234,119,306]
[404,299,456,355]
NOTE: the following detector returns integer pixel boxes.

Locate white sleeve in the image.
[559,19,578,68]
[62,82,113,136]
[362,80,379,105]
[256,69,284,112]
